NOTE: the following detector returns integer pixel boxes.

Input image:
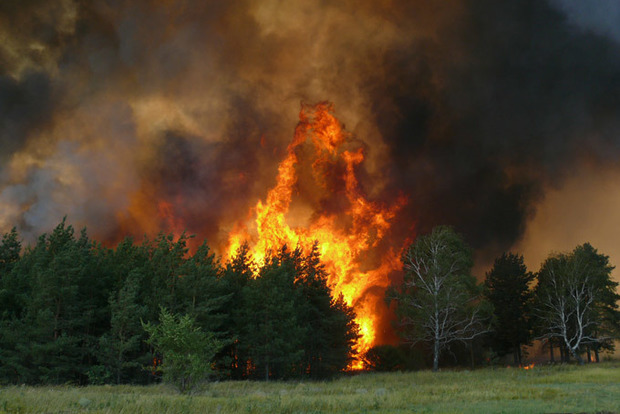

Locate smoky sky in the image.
[374,0,620,250]
[1,0,620,260]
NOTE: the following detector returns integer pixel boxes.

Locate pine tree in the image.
[18,220,97,383]
[218,243,254,379]
[241,246,305,380]
[484,253,534,365]
[296,244,359,377]
[97,269,148,384]
[0,228,21,279]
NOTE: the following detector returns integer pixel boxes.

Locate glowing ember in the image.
[226,102,407,367]
[522,363,535,370]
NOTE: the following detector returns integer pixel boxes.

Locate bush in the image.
[142,308,223,393]
[363,344,427,371]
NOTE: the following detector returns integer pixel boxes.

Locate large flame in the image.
[227,102,407,366]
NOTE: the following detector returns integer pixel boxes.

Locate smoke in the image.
[1,0,620,277]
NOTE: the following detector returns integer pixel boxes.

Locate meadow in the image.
[1,362,619,414]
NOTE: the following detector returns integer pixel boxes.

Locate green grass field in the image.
[1,363,619,413]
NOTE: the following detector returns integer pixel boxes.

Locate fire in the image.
[226,102,407,367]
[522,363,535,370]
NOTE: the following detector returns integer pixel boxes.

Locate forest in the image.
[0,220,618,390]
[0,219,358,387]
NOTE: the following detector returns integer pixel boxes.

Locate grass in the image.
[1,362,619,413]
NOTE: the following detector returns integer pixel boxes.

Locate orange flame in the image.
[226,102,407,367]
[522,363,535,370]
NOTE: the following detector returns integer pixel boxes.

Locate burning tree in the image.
[239,245,359,380]
[388,226,488,372]
[226,102,406,362]
[534,243,620,364]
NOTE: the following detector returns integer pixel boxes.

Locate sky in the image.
[1,0,620,282]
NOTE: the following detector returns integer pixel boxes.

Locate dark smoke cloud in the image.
[370,0,620,253]
[0,72,53,160]
[1,0,620,267]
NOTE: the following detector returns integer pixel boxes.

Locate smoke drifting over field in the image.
[2,0,620,273]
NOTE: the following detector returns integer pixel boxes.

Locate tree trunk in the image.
[549,341,555,363]
[433,340,439,372]
[595,348,600,363]
[265,362,269,382]
[513,348,519,366]
[569,347,584,365]
[470,342,475,369]
[586,347,591,363]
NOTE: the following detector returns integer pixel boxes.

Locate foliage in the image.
[217,242,254,379]
[362,344,426,371]
[1,217,617,386]
[0,220,112,384]
[0,227,21,278]
[534,243,620,364]
[98,269,148,384]
[388,226,489,372]
[240,248,306,381]
[295,243,360,378]
[0,218,358,385]
[142,308,222,393]
[484,252,535,365]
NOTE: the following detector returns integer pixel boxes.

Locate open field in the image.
[1,363,619,414]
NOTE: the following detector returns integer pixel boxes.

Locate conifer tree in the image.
[241,246,305,380]
[484,252,534,365]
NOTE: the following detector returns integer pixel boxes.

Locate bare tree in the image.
[535,244,619,364]
[388,226,488,372]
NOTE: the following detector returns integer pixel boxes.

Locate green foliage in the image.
[363,344,426,371]
[16,217,619,386]
[217,242,254,379]
[98,269,148,384]
[0,227,21,278]
[238,245,359,380]
[535,243,620,364]
[388,226,488,372]
[240,247,306,380]
[484,252,535,365]
[0,220,114,384]
[143,308,223,393]
[295,244,360,378]
[0,218,357,385]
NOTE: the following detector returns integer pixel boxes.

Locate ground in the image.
[0,362,619,413]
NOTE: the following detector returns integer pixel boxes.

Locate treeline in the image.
[375,226,620,372]
[0,219,359,385]
[1,221,618,384]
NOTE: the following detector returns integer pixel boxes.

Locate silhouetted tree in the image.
[484,252,534,365]
[295,244,359,377]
